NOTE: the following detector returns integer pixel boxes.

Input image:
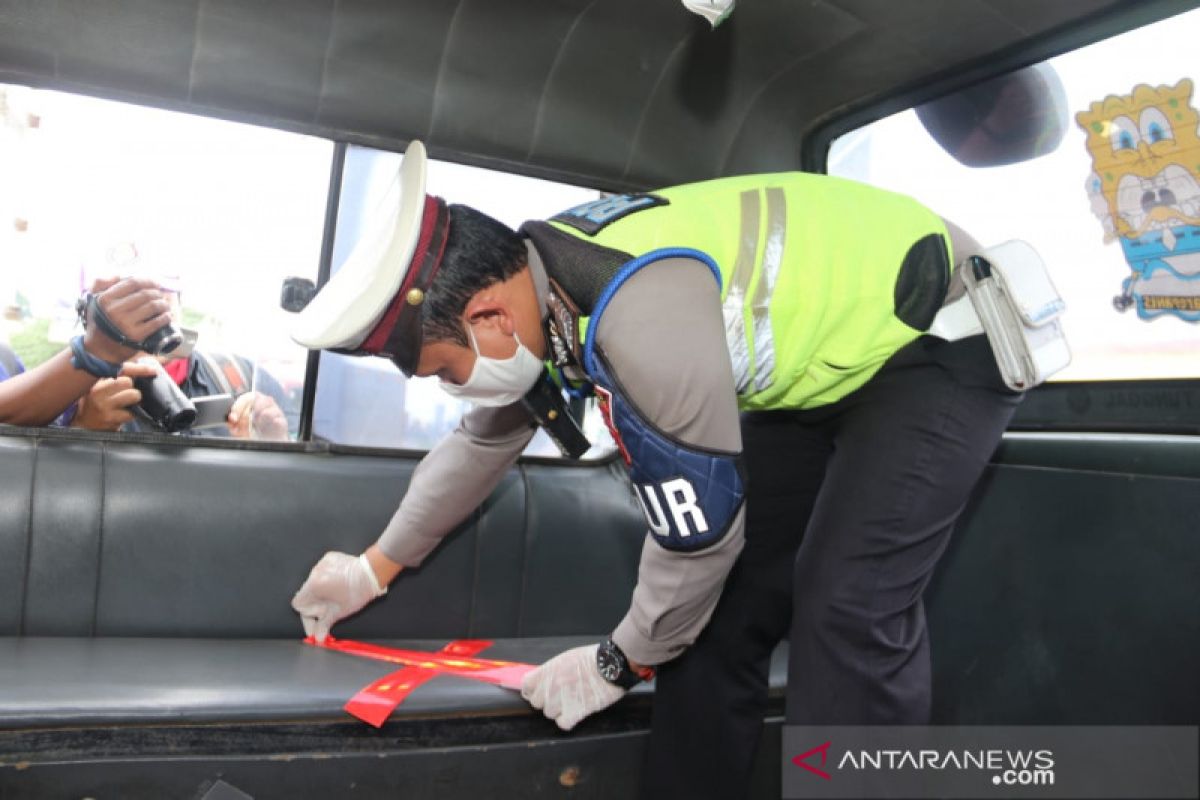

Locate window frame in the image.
[0,89,624,459]
[803,0,1193,173]
[806,3,1200,436]
[0,83,336,447]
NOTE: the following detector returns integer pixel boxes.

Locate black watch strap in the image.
[596,638,653,689]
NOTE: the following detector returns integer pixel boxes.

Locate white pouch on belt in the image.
[928,240,1071,391]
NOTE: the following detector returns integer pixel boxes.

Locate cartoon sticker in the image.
[1077,78,1200,321]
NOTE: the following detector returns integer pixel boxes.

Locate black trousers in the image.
[639,336,1022,800]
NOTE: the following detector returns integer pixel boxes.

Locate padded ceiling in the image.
[0,0,1186,189]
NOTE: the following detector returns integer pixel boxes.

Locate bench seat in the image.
[0,636,788,798]
[2,636,783,728]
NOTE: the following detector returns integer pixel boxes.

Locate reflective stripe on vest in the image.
[546,172,950,411]
[723,187,787,397]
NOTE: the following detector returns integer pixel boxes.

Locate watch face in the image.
[597,642,624,682]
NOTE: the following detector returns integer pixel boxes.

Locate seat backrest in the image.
[0,430,646,639]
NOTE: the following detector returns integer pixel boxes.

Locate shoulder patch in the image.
[551,193,668,236]
[894,232,950,331]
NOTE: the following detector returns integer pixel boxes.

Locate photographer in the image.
[89,283,294,441]
[0,277,166,427]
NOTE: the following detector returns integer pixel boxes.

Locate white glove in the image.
[291,552,386,642]
[521,644,626,731]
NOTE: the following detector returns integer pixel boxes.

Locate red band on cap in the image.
[361,195,444,354]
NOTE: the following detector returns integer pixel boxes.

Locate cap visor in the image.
[290,140,428,350]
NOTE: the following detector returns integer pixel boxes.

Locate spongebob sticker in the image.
[1077,78,1200,322]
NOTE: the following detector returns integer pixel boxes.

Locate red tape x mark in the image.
[305,636,536,728]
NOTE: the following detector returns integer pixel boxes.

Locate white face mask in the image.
[438,325,544,407]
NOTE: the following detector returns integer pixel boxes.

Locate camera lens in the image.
[133,359,197,432]
[142,324,184,356]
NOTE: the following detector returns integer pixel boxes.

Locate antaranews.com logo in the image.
[782,726,1198,799]
[792,740,1056,787]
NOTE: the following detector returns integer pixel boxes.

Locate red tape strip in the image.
[343,639,492,727]
[345,666,439,727]
[306,637,537,727]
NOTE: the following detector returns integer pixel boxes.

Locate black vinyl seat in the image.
[0,637,789,730]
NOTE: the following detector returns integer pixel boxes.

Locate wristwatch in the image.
[596,638,655,689]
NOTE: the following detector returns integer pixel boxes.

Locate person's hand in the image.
[84,277,172,363]
[291,552,387,642]
[70,360,158,431]
[521,644,626,731]
[227,391,289,440]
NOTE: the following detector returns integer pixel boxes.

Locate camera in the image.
[74,292,184,356]
[132,357,197,433]
[140,323,184,356]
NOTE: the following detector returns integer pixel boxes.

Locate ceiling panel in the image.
[0,0,1183,188]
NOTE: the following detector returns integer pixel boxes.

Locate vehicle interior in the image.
[1,1,1198,797]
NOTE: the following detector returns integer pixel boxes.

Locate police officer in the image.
[290,141,1022,799]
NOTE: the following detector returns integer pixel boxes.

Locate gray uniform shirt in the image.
[377,242,744,667]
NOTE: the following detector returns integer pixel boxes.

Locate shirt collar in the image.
[524,239,551,322]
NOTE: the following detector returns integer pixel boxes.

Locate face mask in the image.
[438,326,543,407]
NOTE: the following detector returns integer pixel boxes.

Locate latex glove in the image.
[521,644,626,731]
[291,552,386,642]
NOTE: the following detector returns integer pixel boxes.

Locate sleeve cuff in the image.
[612,615,689,668]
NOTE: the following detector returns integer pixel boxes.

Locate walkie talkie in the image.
[521,368,590,459]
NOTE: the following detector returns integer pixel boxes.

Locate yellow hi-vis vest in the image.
[543,173,951,411]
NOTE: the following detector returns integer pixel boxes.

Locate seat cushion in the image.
[0,637,788,729]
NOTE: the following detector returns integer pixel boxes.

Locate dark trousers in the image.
[639,336,1022,800]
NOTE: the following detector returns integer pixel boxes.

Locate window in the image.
[0,88,617,455]
[827,8,1200,383]
[312,145,616,458]
[0,84,332,439]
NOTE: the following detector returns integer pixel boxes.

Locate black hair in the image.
[421,204,527,347]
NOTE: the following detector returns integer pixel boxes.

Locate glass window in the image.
[0,84,332,439]
[827,8,1200,382]
[312,145,616,458]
